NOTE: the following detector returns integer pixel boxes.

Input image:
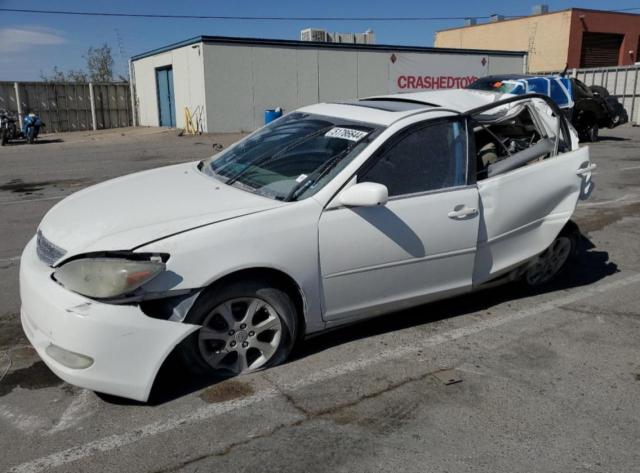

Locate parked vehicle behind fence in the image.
[468,75,628,142]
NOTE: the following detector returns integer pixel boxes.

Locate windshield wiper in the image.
[284,147,353,202]
[224,125,334,186]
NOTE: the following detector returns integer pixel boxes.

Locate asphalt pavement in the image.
[1,125,639,473]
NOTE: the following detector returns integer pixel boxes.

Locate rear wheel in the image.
[179,279,298,375]
[578,122,599,142]
[523,224,578,287]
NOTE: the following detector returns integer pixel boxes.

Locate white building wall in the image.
[296,49,320,108]
[252,47,299,132]
[132,43,206,130]
[134,40,526,133]
[357,51,390,97]
[317,50,358,102]
[202,44,526,132]
[202,45,254,132]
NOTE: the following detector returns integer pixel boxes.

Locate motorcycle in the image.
[0,111,45,145]
[22,112,44,144]
[0,109,19,146]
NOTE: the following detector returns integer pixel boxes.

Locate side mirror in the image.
[339,182,388,208]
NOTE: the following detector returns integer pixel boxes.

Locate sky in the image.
[1,0,638,81]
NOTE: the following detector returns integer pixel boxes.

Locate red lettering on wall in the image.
[394,74,481,90]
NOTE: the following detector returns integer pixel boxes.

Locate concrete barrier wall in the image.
[0,81,131,133]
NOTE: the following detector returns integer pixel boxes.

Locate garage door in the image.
[580,32,623,68]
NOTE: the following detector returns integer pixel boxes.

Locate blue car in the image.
[469,75,628,142]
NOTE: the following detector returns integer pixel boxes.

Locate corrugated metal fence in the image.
[0,81,132,133]
[569,65,640,124]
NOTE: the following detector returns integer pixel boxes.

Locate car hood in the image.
[38,162,284,260]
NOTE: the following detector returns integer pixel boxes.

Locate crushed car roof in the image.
[298,89,512,126]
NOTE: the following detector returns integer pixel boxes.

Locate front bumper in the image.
[19,237,199,401]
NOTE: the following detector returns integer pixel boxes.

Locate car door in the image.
[471,97,593,285]
[318,118,480,322]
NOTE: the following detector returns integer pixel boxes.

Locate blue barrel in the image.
[264,108,283,124]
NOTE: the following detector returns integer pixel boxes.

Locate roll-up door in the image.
[580,32,623,68]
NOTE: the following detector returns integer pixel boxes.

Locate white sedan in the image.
[20,89,594,401]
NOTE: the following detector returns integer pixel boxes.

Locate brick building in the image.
[435,6,640,73]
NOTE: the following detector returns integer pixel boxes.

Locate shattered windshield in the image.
[202,112,381,201]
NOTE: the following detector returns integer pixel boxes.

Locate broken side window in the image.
[472,99,563,180]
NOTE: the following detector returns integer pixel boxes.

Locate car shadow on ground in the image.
[292,234,617,363]
[595,135,629,142]
[102,233,618,406]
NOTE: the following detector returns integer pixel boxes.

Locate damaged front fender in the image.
[20,237,200,401]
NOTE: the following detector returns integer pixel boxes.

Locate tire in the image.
[0,129,6,146]
[179,278,299,376]
[589,85,609,97]
[578,122,598,142]
[523,223,579,287]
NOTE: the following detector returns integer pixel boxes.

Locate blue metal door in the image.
[156,67,176,127]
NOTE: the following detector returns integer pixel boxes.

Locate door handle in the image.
[576,163,597,176]
[448,206,478,219]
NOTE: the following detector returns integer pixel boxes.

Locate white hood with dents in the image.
[38,162,284,261]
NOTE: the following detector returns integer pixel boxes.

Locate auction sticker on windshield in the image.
[325,127,369,142]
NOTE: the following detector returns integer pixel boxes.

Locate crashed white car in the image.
[20,90,594,401]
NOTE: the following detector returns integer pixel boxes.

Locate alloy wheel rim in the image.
[525,237,572,286]
[198,297,283,374]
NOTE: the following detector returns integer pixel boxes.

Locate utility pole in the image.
[14,82,23,124]
[89,83,97,131]
[128,60,137,127]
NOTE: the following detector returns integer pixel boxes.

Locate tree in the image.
[40,66,67,82]
[40,43,122,83]
[66,69,89,82]
[85,44,114,82]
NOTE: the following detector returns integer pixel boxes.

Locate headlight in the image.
[54,257,165,298]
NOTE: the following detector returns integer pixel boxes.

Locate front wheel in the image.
[179,279,298,376]
[523,224,578,287]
